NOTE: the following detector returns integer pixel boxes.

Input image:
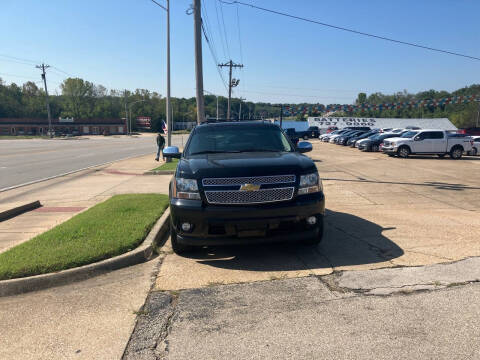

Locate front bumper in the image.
[382,145,397,154]
[170,192,325,246]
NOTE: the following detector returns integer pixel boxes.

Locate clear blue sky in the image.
[1,0,479,104]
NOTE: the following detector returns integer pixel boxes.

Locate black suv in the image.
[163,121,325,254]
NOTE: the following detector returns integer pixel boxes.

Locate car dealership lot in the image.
[125,140,480,359]
[154,139,480,291]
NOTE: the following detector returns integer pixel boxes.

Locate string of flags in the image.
[282,94,480,116]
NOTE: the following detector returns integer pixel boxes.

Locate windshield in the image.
[401,131,419,138]
[186,124,293,156]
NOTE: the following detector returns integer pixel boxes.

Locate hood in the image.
[383,137,407,143]
[177,152,316,179]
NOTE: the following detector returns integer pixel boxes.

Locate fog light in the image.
[181,222,192,232]
[306,216,317,225]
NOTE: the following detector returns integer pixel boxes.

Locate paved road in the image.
[0,134,188,191]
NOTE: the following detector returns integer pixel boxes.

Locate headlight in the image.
[298,172,322,195]
[173,178,201,200]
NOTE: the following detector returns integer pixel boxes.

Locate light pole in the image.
[149,0,171,159]
[238,97,246,120]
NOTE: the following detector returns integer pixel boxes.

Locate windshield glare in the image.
[186,125,293,156]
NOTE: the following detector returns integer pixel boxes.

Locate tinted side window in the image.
[416,132,427,140]
[430,132,444,139]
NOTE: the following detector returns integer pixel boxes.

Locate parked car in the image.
[357,133,400,152]
[382,129,474,159]
[162,121,325,254]
[321,129,348,142]
[336,130,366,146]
[347,129,379,147]
[295,126,321,139]
[285,128,299,145]
[467,136,479,156]
[405,126,422,130]
[379,128,393,133]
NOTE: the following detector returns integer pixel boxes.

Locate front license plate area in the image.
[237,229,267,238]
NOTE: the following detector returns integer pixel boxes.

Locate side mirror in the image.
[414,136,421,141]
[163,146,181,159]
[297,141,312,153]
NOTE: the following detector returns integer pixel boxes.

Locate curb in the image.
[144,170,175,175]
[0,208,171,297]
[0,201,42,222]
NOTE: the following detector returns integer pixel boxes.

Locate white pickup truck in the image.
[381,129,473,159]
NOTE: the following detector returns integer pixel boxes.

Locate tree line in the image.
[0,77,478,131]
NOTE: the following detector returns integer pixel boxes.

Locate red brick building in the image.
[0,118,127,136]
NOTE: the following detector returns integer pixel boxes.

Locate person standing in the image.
[155,132,166,161]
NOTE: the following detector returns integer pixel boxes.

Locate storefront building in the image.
[0,118,127,136]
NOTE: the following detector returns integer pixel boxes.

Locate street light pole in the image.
[166,0,172,156]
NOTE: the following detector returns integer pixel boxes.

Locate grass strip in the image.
[0,194,169,280]
[152,158,179,171]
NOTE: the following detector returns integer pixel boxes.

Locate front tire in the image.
[450,147,463,159]
[397,146,410,158]
[303,135,309,140]
[170,227,192,254]
[371,144,379,152]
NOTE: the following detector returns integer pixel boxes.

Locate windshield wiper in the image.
[189,150,241,155]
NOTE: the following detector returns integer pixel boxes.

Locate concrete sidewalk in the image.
[0,154,173,359]
[0,154,172,254]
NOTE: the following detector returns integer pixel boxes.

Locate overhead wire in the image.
[235,2,245,100]
[219,0,480,61]
[202,21,229,91]
[213,0,228,59]
[218,0,231,59]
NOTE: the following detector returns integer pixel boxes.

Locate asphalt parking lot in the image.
[124,140,480,359]
[153,139,480,291]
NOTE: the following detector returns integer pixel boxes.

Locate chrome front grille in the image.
[202,174,296,204]
[202,175,295,186]
[205,187,294,205]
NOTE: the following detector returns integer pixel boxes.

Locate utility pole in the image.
[124,90,129,135]
[219,60,243,120]
[36,63,52,137]
[193,0,205,124]
[166,0,172,155]
[238,97,246,120]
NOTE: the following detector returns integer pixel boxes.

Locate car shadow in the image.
[180,209,404,272]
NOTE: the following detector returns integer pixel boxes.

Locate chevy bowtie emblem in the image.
[240,183,260,191]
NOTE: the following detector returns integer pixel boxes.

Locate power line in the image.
[0,54,38,64]
[235,2,246,98]
[235,3,243,63]
[51,66,72,76]
[220,0,480,61]
[201,21,228,91]
[149,0,167,11]
[218,0,231,58]
[213,0,228,58]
